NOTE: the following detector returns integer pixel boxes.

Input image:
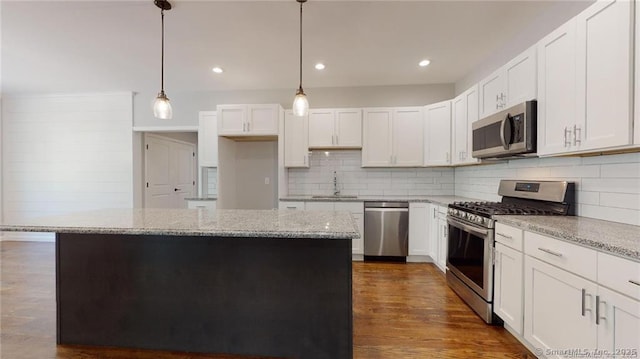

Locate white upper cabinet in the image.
[362,107,423,167]
[636,1,640,145]
[538,0,634,156]
[217,104,280,136]
[424,100,452,166]
[575,0,633,151]
[308,108,362,148]
[451,85,479,166]
[283,110,309,168]
[537,19,578,156]
[479,45,537,119]
[198,111,218,167]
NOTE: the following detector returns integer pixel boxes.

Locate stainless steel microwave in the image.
[472,100,536,159]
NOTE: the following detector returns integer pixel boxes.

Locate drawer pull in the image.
[286,206,298,210]
[538,247,563,257]
[629,279,640,287]
[497,233,513,240]
[595,295,606,325]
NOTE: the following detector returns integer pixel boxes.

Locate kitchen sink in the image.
[311,195,358,199]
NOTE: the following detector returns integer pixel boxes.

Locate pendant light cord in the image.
[161,9,165,92]
[298,1,303,91]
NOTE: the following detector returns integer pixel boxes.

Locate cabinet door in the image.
[524,256,598,357]
[283,111,309,168]
[362,109,393,166]
[308,109,335,148]
[217,105,247,135]
[352,213,364,255]
[427,204,439,262]
[436,213,448,272]
[478,68,505,119]
[392,107,424,166]
[505,45,537,107]
[424,100,452,166]
[248,104,279,135]
[187,200,216,210]
[597,286,640,355]
[198,111,218,167]
[408,203,429,256]
[636,0,640,146]
[279,201,305,210]
[451,93,467,166]
[494,243,524,335]
[463,86,480,164]
[537,19,577,156]
[335,109,362,148]
[304,201,334,211]
[575,0,633,151]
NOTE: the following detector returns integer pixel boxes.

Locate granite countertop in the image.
[184,197,218,201]
[0,208,359,240]
[280,195,480,206]
[496,215,640,261]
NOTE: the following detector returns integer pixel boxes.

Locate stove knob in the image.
[476,217,484,224]
[468,214,475,222]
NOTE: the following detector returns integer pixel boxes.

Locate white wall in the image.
[288,150,454,197]
[455,153,640,226]
[133,84,454,128]
[1,93,134,240]
[235,141,278,209]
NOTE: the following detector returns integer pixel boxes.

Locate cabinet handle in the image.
[304,155,307,166]
[595,295,605,325]
[629,279,640,287]
[537,247,563,257]
[446,152,450,162]
[564,127,571,147]
[247,122,251,131]
[573,125,581,146]
[286,206,298,209]
[335,135,339,144]
[243,123,247,132]
[433,208,437,219]
[581,288,587,316]
[496,233,513,240]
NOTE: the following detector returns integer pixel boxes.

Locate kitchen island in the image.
[0,208,358,359]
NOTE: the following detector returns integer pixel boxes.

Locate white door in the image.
[537,19,578,156]
[248,104,279,135]
[575,0,633,151]
[478,68,505,119]
[494,243,524,335]
[597,286,640,355]
[362,108,393,166]
[505,45,537,107]
[284,110,309,167]
[335,109,362,148]
[424,100,452,166]
[524,256,598,357]
[392,107,423,166]
[145,134,196,208]
[308,109,335,147]
[217,105,246,135]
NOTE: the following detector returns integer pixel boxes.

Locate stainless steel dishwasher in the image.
[364,202,409,261]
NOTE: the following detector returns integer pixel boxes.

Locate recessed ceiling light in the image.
[419,59,431,67]
[212,67,224,74]
[315,63,325,70]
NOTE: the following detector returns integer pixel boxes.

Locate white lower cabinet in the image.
[426,204,447,272]
[186,199,217,210]
[521,230,640,359]
[494,242,524,335]
[408,203,429,257]
[278,201,304,210]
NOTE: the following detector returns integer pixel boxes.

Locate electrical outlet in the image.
[264,177,270,185]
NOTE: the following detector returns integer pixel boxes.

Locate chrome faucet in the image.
[333,171,340,196]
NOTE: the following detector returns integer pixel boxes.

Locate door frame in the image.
[143,133,197,208]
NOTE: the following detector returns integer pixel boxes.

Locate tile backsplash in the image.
[454,152,640,226]
[205,167,218,197]
[287,151,455,196]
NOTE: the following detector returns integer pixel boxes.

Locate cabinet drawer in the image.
[279,201,304,210]
[304,202,334,211]
[495,222,524,251]
[334,202,363,214]
[598,252,640,300]
[524,231,597,281]
[187,200,217,210]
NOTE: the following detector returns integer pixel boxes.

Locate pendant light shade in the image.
[292,0,309,117]
[153,0,172,120]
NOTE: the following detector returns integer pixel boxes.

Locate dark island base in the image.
[56,233,353,359]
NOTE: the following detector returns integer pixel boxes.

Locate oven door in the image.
[446,217,494,302]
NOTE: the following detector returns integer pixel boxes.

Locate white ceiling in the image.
[2,0,584,95]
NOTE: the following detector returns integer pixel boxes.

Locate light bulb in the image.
[153,91,173,120]
[292,91,309,117]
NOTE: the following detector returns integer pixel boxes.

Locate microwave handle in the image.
[500,114,512,150]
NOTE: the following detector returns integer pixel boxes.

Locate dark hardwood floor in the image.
[1,241,535,358]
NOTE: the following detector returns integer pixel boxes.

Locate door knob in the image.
[174,188,179,192]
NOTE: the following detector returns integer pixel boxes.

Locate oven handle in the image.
[447,217,490,238]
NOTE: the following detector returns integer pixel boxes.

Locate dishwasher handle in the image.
[364,208,409,212]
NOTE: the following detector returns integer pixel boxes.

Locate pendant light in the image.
[153,0,172,120]
[292,0,309,117]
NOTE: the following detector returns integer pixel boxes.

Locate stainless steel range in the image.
[445,180,575,324]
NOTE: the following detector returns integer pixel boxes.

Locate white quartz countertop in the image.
[280,195,480,206]
[0,208,359,239]
[496,215,640,261]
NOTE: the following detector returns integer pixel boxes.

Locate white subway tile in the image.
[599,192,640,210]
[576,191,599,205]
[582,152,640,165]
[581,178,640,194]
[600,163,640,178]
[580,204,640,226]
